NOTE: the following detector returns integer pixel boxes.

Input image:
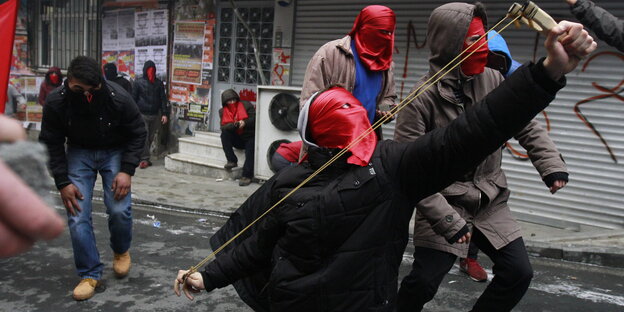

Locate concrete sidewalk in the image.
[88,161,624,269]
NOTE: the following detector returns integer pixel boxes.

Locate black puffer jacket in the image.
[132,60,169,116]
[39,81,147,189]
[571,0,624,52]
[204,61,564,312]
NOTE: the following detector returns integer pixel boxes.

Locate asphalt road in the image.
[1,202,623,311]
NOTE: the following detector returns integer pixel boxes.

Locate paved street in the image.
[1,201,623,311]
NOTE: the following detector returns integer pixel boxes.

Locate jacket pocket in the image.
[440,183,470,196]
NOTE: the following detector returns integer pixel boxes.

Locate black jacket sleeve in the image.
[243,101,256,130]
[202,212,282,291]
[132,80,141,104]
[386,60,565,205]
[203,177,281,293]
[159,81,169,117]
[119,95,147,176]
[39,100,71,190]
[571,0,624,52]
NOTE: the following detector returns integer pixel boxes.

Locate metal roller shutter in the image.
[291,0,624,229]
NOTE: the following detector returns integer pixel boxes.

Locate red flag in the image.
[0,0,19,113]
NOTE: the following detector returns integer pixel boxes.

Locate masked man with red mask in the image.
[300,5,397,139]
[219,89,256,186]
[132,60,169,169]
[38,66,63,106]
[394,3,569,312]
[173,19,596,310]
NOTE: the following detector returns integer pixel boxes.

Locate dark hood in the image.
[103,63,118,80]
[426,2,488,82]
[45,66,63,86]
[221,89,240,107]
[142,60,156,78]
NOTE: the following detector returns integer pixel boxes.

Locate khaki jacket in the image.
[394,3,567,257]
[300,35,397,111]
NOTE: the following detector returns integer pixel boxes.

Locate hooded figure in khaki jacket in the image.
[300,5,397,139]
[394,3,569,312]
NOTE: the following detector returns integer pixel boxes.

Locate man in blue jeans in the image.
[40,56,146,301]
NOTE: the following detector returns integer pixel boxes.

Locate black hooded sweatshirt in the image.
[103,63,133,94]
[132,60,169,116]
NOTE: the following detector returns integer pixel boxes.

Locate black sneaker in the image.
[224,162,238,170]
[239,177,252,186]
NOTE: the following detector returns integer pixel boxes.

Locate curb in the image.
[524,240,624,269]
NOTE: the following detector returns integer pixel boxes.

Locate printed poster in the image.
[171,22,205,85]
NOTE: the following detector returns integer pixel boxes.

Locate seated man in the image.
[271,140,303,172]
[174,21,595,312]
[219,89,256,186]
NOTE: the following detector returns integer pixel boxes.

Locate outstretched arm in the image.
[568,0,624,52]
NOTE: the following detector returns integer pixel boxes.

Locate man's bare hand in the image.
[456,231,471,244]
[161,116,168,124]
[174,270,205,300]
[0,115,26,142]
[550,180,568,194]
[566,0,577,5]
[238,120,246,129]
[112,172,131,201]
[60,184,84,216]
[543,21,597,80]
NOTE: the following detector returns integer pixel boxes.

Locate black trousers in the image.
[397,228,533,312]
[220,130,254,178]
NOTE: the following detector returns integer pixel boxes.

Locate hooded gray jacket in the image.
[394,2,568,257]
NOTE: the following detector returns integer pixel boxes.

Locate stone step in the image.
[193,131,222,145]
[165,153,242,180]
[178,136,245,162]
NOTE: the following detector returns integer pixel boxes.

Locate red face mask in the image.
[147,67,156,83]
[49,73,60,85]
[349,5,396,71]
[460,17,489,76]
[308,87,377,166]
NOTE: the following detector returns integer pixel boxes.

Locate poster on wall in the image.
[117,9,135,51]
[171,22,205,85]
[182,103,209,122]
[134,9,169,80]
[117,50,135,78]
[101,9,137,79]
[102,11,118,51]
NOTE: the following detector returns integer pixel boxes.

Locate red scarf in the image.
[349,5,395,71]
[308,87,377,166]
[461,17,489,76]
[221,101,248,134]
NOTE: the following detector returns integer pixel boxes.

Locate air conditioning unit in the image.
[254,85,301,180]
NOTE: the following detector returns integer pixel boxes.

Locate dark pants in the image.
[397,229,533,312]
[220,130,254,178]
[141,114,161,161]
[467,239,479,259]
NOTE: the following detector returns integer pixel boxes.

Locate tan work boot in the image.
[73,278,100,301]
[113,251,131,278]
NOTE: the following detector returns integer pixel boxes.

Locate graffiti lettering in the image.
[399,20,427,101]
[574,51,624,163]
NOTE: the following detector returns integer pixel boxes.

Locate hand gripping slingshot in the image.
[178,1,559,287]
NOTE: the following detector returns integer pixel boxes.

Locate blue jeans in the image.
[66,147,132,280]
